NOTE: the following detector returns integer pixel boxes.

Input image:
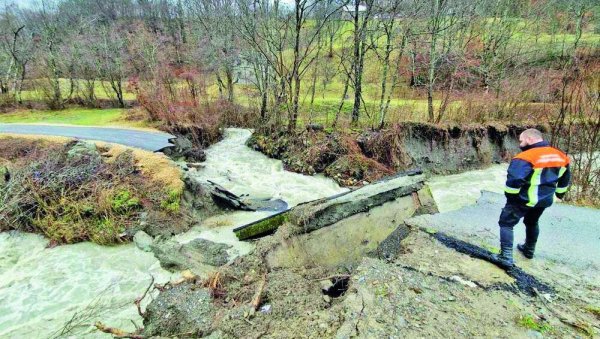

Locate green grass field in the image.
[20,79,136,102]
[0,108,146,128]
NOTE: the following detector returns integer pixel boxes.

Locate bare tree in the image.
[187,0,240,102]
[423,0,479,123]
[371,0,422,129]
[0,4,32,103]
[236,0,346,131]
[348,0,375,126]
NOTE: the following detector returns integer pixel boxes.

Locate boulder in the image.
[143,283,215,337]
[133,231,153,252]
[181,173,223,220]
[165,136,206,162]
[150,238,232,272]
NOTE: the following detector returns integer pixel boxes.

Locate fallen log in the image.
[208,180,288,212]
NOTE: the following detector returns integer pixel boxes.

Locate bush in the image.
[0,138,185,245]
[133,66,258,146]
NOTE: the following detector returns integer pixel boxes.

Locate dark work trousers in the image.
[498,202,545,250]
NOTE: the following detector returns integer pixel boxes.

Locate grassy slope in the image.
[20,79,137,101]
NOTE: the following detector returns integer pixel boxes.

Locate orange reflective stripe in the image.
[514,147,569,169]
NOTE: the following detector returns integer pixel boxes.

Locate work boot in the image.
[517,243,535,259]
[493,245,514,268]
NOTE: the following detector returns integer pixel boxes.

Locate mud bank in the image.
[140,223,598,338]
[248,122,543,186]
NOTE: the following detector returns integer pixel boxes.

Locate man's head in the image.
[519,128,544,149]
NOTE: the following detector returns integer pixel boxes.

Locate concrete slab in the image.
[289,174,425,233]
[407,191,600,271]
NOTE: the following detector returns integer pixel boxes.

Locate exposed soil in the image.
[247,122,544,186]
[141,225,599,338]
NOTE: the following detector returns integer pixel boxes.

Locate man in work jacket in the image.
[495,128,571,267]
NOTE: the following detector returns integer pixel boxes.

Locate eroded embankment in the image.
[139,221,597,338]
[248,122,544,186]
[137,171,598,338]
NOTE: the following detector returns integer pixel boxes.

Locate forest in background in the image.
[0,0,598,204]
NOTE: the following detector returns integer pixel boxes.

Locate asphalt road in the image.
[408,191,600,272]
[0,123,175,152]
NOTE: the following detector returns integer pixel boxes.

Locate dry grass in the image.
[0,135,185,244]
[0,134,183,193]
[100,144,183,193]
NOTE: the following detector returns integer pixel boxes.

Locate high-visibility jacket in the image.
[504,141,571,208]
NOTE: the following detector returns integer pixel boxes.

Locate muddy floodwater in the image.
[0,129,510,338]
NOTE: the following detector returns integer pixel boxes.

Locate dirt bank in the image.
[248,122,545,186]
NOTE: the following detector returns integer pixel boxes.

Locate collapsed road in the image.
[233,169,430,240]
[141,171,600,338]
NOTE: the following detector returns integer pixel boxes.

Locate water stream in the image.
[0,128,510,338]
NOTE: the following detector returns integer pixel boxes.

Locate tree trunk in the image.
[225,67,235,102]
[333,75,350,128]
[350,1,361,125]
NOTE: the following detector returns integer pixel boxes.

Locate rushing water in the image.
[428,164,508,213]
[0,128,514,338]
[173,128,349,258]
[0,128,348,338]
[0,232,174,338]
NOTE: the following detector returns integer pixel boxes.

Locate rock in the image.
[164,136,206,162]
[181,173,223,220]
[183,147,206,162]
[150,238,232,272]
[173,136,193,152]
[133,231,153,252]
[527,330,543,338]
[143,283,215,337]
[66,141,100,162]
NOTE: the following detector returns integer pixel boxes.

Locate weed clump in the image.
[0,137,185,245]
[517,314,554,334]
[248,129,394,186]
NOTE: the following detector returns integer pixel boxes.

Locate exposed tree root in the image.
[95,322,144,339]
[251,273,268,311]
[135,276,155,317]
